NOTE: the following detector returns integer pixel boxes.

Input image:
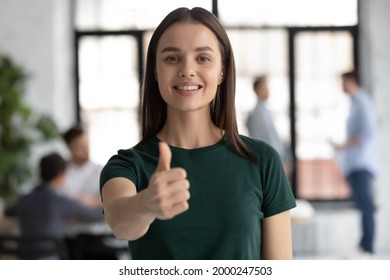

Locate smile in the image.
[175,85,201,91]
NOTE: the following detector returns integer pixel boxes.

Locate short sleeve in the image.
[259,143,296,218]
[99,149,138,195]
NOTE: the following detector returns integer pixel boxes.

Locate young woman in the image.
[100,7,296,260]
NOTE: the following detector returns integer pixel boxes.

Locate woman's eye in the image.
[165,56,180,63]
[197,56,210,62]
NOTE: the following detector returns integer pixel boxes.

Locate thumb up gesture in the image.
[144,142,190,220]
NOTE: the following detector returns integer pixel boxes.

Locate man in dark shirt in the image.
[4,152,104,259]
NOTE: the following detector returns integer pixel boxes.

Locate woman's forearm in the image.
[104,191,155,240]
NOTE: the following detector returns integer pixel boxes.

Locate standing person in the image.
[246,76,291,177]
[4,152,104,259]
[333,70,379,256]
[246,76,284,157]
[62,125,102,207]
[100,7,296,260]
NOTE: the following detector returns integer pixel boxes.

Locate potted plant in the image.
[0,54,59,202]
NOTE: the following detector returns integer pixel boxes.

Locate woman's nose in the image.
[178,60,196,77]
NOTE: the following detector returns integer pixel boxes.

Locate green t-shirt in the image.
[100,135,296,259]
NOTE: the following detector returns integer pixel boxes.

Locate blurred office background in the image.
[0,0,389,259]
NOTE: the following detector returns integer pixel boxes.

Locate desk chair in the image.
[0,235,68,260]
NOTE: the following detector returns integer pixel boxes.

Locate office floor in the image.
[292,203,390,260]
[294,250,390,260]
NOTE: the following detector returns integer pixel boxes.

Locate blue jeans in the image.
[346,170,375,253]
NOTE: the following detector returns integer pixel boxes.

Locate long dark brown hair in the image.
[140,7,257,162]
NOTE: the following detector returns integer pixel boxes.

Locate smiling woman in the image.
[99,7,296,260]
[155,22,224,116]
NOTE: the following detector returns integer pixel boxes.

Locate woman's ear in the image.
[218,70,224,85]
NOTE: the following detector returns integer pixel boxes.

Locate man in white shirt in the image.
[62,125,102,207]
[60,125,126,259]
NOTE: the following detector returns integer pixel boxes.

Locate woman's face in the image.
[155,22,224,115]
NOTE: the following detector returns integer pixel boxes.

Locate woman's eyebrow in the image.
[160,46,214,53]
[195,46,214,52]
[160,46,180,53]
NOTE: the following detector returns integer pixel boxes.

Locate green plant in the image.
[0,54,59,201]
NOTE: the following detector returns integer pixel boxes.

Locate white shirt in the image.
[61,160,103,199]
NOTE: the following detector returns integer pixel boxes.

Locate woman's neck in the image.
[157,110,223,149]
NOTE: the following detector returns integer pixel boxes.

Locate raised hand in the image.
[144,142,190,220]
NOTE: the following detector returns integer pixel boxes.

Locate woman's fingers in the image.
[146,157,190,219]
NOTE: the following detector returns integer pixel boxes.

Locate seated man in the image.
[4,152,104,259]
[61,125,102,207]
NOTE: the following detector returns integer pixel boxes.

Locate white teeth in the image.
[177,85,200,91]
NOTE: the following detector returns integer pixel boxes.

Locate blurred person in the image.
[246,76,291,177]
[333,70,379,256]
[62,125,102,207]
[4,152,104,259]
[100,7,296,260]
[62,125,121,259]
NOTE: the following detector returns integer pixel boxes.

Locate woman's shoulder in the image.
[239,134,278,154]
[102,137,158,169]
[113,137,157,156]
[239,134,283,166]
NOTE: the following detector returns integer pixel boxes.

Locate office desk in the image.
[0,208,112,236]
[0,210,129,259]
[65,220,129,259]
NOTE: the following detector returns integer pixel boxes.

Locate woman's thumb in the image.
[156,142,171,171]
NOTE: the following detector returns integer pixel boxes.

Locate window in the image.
[227,29,290,143]
[77,35,140,164]
[75,0,212,30]
[219,0,357,27]
[293,30,355,200]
